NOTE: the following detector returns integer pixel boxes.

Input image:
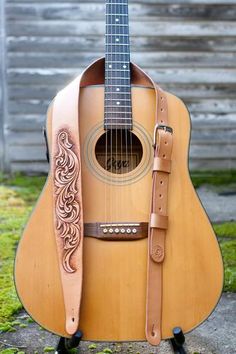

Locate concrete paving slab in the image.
[197,186,236,223]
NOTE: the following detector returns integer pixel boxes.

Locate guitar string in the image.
[120,0,127,220]
[123,0,129,209]
[115,1,119,224]
[114,1,117,224]
[128,0,133,185]
[106,0,112,225]
[125,0,131,221]
[105,0,108,226]
[120,1,124,220]
[108,0,114,222]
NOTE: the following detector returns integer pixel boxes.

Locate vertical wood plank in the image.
[0,0,8,171]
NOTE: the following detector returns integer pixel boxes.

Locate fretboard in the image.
[104,0,132,130]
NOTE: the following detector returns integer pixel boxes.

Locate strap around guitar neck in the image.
[51,59,173,341]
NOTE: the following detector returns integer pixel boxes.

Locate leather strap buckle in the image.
[153,123,173,148]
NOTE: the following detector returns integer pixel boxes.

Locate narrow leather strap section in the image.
[145,83,173,346]
[153,157,171,173]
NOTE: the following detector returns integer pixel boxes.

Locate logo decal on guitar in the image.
[54,130,81,273]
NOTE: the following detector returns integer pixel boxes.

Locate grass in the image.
[190,169,236,188]
[0,171,235,327]
[0,174,46,324]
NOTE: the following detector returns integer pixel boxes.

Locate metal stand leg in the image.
[55,331,83,354]
[170,327,187,354]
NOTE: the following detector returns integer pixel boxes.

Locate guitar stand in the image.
[55,327,186,354]
[169,327,187,354]
[55,331,83,354]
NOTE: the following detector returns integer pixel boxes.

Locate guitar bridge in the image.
[84,222,148,240]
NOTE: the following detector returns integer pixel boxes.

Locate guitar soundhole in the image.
[95,130,143,174]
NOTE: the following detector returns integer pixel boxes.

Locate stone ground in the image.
[0,185,235,353]
[197,185,236,223]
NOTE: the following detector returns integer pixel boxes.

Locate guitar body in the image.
[15,84,223,340]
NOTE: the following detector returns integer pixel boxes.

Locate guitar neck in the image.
[104,0,132,130]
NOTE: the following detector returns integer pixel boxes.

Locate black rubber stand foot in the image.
[56,331,83,354]
[170,327,187,354]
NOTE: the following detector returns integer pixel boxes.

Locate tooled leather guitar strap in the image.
[145,85,173,345]
[51,58,105,335]
[51,72,85,335]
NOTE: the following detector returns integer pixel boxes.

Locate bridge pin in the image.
[132,228,137,234]
[115,228,120,234]
[127,228,131,234]
[120,228,125,234]
[109,228,114,233]
[103,228,108,234]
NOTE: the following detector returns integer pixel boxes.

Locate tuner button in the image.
[109,228,114,234]
[115,228,120,234]
[127,228,131,234]
[132,228,137,234]
[103,228,108,234]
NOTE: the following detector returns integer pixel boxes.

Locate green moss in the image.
[0,182,41,324]
[18,324,27,328]
[190,169,236,188]
[0,173,46,204]
[220,241,236,292]
[43,348,55,353]
[88,344,97,350]
[214,222,236,238]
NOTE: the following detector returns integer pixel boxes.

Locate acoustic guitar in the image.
[14,0,223,345]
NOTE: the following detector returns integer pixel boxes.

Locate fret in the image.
[106,3,128,6]
[105,123,132,126]
[106,44,129,46]
[105,34,129,37]
[106,24,129,27]
[106,70,130,73]
[105,91,131,94]
[105,118,132,120]
[105,85,130,88]
[105,77,130,80]
[106,104,132,109]
[106,54,130,57]
[107,14,128,17]
[105,98,132,100]
[106,111,131,114]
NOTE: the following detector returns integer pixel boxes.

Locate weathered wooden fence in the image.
[1,0,236,173]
